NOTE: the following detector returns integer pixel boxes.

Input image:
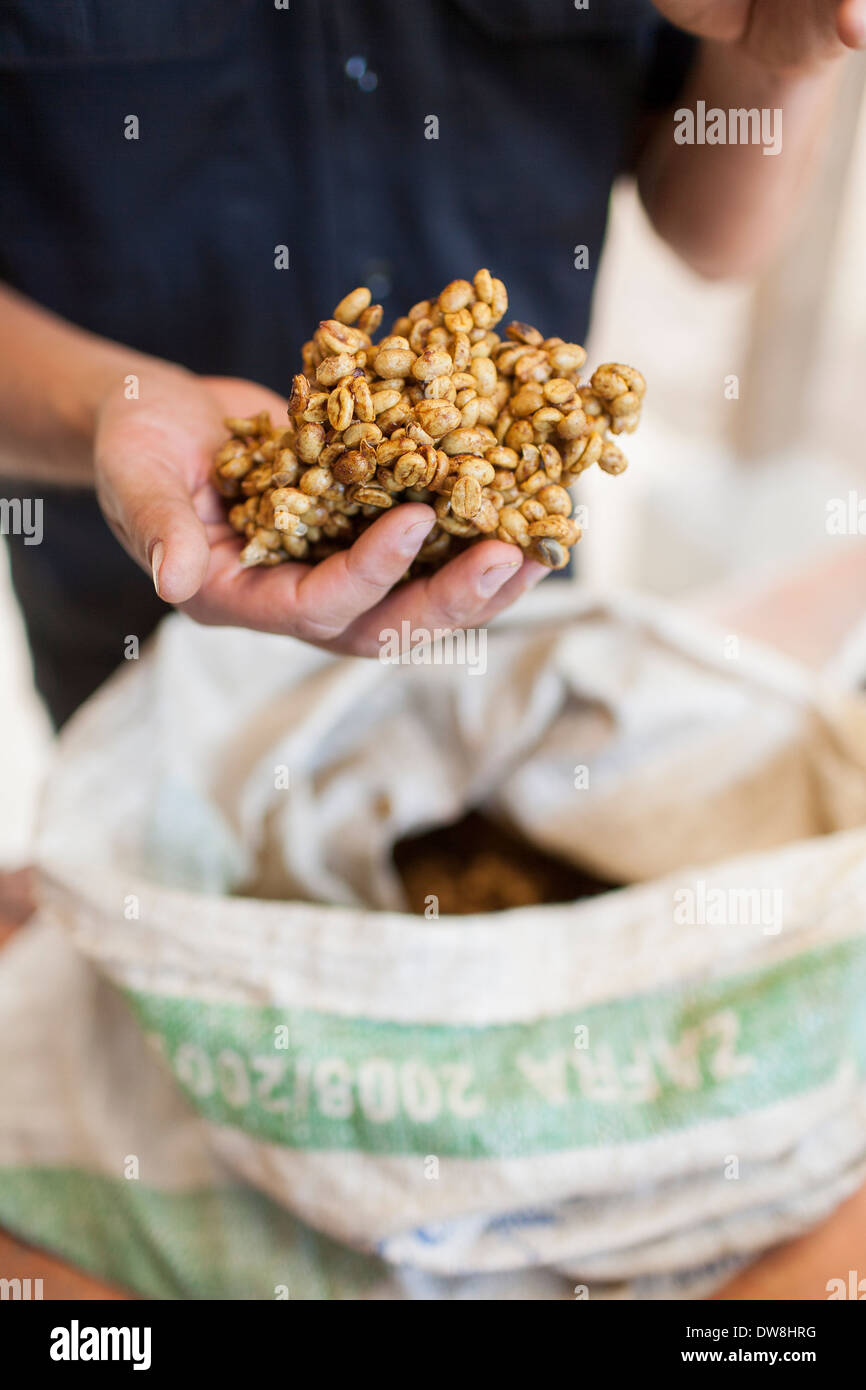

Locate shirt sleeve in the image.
[620,18,697,173]
[640,18,698,114]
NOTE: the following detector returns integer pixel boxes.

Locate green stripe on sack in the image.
[0,1168,382,1300]
[125,936,866,1158]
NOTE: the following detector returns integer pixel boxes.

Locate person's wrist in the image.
[699,36,846,100]
[62,353,191,485]
[46,345,140,484]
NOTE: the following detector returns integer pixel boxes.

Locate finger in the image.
[96,450,212,604]
[472,553,549,624]
[290,504,437,641]
[329,539,545,656]
[177,503,436,639]
[838,0,866,48]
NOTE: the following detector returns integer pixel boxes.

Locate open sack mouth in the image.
[393,808,618,915]
[35,584,866,915]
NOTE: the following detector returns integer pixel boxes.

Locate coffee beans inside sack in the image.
[394,811,617,915]
[212,271,645,573]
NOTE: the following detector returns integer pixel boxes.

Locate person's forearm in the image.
[638,41,844,279]
[711,1180,866,1299]
[0,284,169,484]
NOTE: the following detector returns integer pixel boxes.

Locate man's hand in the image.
[653,0,866,72]
[94,369,543,654]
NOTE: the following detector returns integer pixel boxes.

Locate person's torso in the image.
[0,0,665,390]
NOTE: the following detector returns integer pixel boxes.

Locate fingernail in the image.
[150,541,165,598]
[478,560,520,597]
[399,518,435,553]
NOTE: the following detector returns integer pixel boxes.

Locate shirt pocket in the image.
[0,0,250,66]
[447,0,654,42]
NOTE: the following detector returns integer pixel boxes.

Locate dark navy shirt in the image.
[0,0,693,723]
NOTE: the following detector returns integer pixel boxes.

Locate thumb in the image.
[96,450,212,605]
[838,0,866,49]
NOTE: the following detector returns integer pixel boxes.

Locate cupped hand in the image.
[652,0,866,71]
[94,368,545,654]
